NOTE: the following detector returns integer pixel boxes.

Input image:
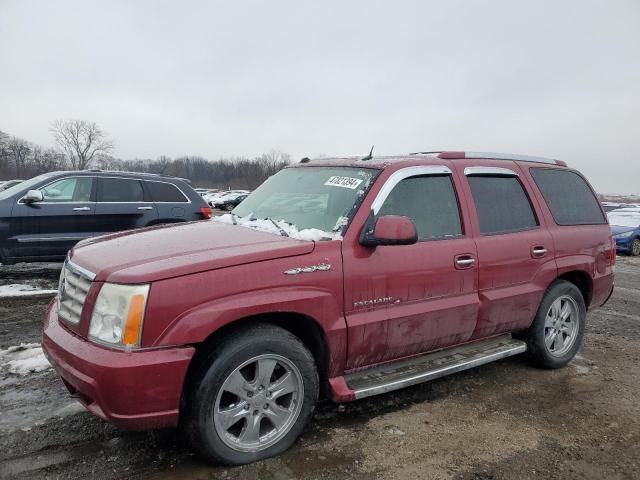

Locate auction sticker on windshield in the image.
[324,176,363,189]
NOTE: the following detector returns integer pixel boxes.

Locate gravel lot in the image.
[0,257,638,480]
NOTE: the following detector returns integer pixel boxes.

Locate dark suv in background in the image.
[0,170,212,264]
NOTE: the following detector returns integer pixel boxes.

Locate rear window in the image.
[530,168,605,225]
[467,175,538,235]
[146,181,188,202]
[99,178,144,202]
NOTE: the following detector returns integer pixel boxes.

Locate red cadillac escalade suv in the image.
[42,151,614,465]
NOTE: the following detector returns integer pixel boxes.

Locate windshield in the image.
[226,166,379,239]
[608,213,640,228]
[0,172,58,201]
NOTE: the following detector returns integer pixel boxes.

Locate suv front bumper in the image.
[42,300,195,430]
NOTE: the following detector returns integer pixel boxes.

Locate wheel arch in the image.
[556,270,593,308]
[182,312,331,400]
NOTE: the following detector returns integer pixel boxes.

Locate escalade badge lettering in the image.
[353,297,401,308]
[283,263,332,275]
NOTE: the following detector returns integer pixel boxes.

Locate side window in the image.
[146,181,188,202]
[378,175,463,240]
[467,175,538,235]
[530,168,606,225]
[98,178,144,202]
[41,177,93,202]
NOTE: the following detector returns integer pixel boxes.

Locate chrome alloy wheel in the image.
[213,354,304,452]
[544,295,580,357]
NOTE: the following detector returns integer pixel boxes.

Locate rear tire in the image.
[183,324,319,465]
[525,280,586,369]
[631,238,640,256]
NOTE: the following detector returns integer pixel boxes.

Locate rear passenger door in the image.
[145,180,191,222]
[95,177,158,233]
[460,165,557,339]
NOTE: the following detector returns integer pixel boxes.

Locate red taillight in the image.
[200,207,212,219]
[610,236,616,265]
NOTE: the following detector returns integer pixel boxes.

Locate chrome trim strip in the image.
[65,259,96,281]
[464,166,518,177]
[17,236,86,243]
[371,165,452,214]
[350,341,527,400]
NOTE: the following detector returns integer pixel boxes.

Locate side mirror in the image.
[23,190,44,204]
[360,214,418,247]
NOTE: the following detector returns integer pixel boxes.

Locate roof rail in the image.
[411,151,565,166]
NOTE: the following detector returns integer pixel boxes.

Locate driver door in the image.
[342,169,480,369]
[10,176,96,260]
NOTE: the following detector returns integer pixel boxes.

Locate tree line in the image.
[0,120,291,189]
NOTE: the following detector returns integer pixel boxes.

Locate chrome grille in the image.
[58,260,95,324]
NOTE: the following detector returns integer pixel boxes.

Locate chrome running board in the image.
[345,335,527,400]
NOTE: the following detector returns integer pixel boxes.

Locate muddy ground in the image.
[0,258,639,480]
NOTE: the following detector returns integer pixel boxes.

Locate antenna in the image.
[361,145,374,161]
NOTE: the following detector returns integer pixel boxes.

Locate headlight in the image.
[614,231,634,239]
[89,283,150,349]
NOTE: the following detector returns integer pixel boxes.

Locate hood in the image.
[69,221,316,283]
[610,225,638,235]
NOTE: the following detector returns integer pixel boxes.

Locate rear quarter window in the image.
[146,181,189,202]
[530,168,605,225]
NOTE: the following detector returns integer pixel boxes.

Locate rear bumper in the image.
[42,300,195,430]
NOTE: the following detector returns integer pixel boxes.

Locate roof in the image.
[295,151,567,169]
[45,169,191,183]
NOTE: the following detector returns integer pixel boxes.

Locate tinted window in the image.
[41,177,93,202]
[530,168,605,225]
[146,181,188,202]
[99,178,144,202]
[467,175,538,235]
[378,175,463,240]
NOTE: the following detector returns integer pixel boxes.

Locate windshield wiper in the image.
[267,217,289,237]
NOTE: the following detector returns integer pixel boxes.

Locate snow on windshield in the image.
[607,213,640,228]
[213,214,343,241]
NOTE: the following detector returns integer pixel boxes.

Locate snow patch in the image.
[213,214,342,241]
[0,343,51,375]
[0,284,58,298]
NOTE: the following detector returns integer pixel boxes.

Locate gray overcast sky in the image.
[1,1,639,193]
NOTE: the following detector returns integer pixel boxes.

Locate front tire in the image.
[525,280,586,369]
[183,324,319,465]
[631,238,640,256]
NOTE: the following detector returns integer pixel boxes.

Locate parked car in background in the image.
[42,151,614,465]
[209,190,250,208]
[608,210,640,256]
[0,179,23,191]
[216,193,249,211]
[0,170,212,264]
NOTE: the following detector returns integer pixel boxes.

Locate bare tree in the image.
[49,119,114,169]
[32,146,66,173]
[6,137,32,178]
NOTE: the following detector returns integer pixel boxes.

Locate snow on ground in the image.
[0,343,51,375]
[0,283,58,297]
[213,213,343,241]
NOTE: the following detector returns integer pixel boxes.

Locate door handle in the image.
[455,255,476,269]
[531,246,547,258]
[137,206,153,210]
[73,206,91,211]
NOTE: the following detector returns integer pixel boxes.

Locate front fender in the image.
[147,283,348,377]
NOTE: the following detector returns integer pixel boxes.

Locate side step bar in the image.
[345,335,527,400]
